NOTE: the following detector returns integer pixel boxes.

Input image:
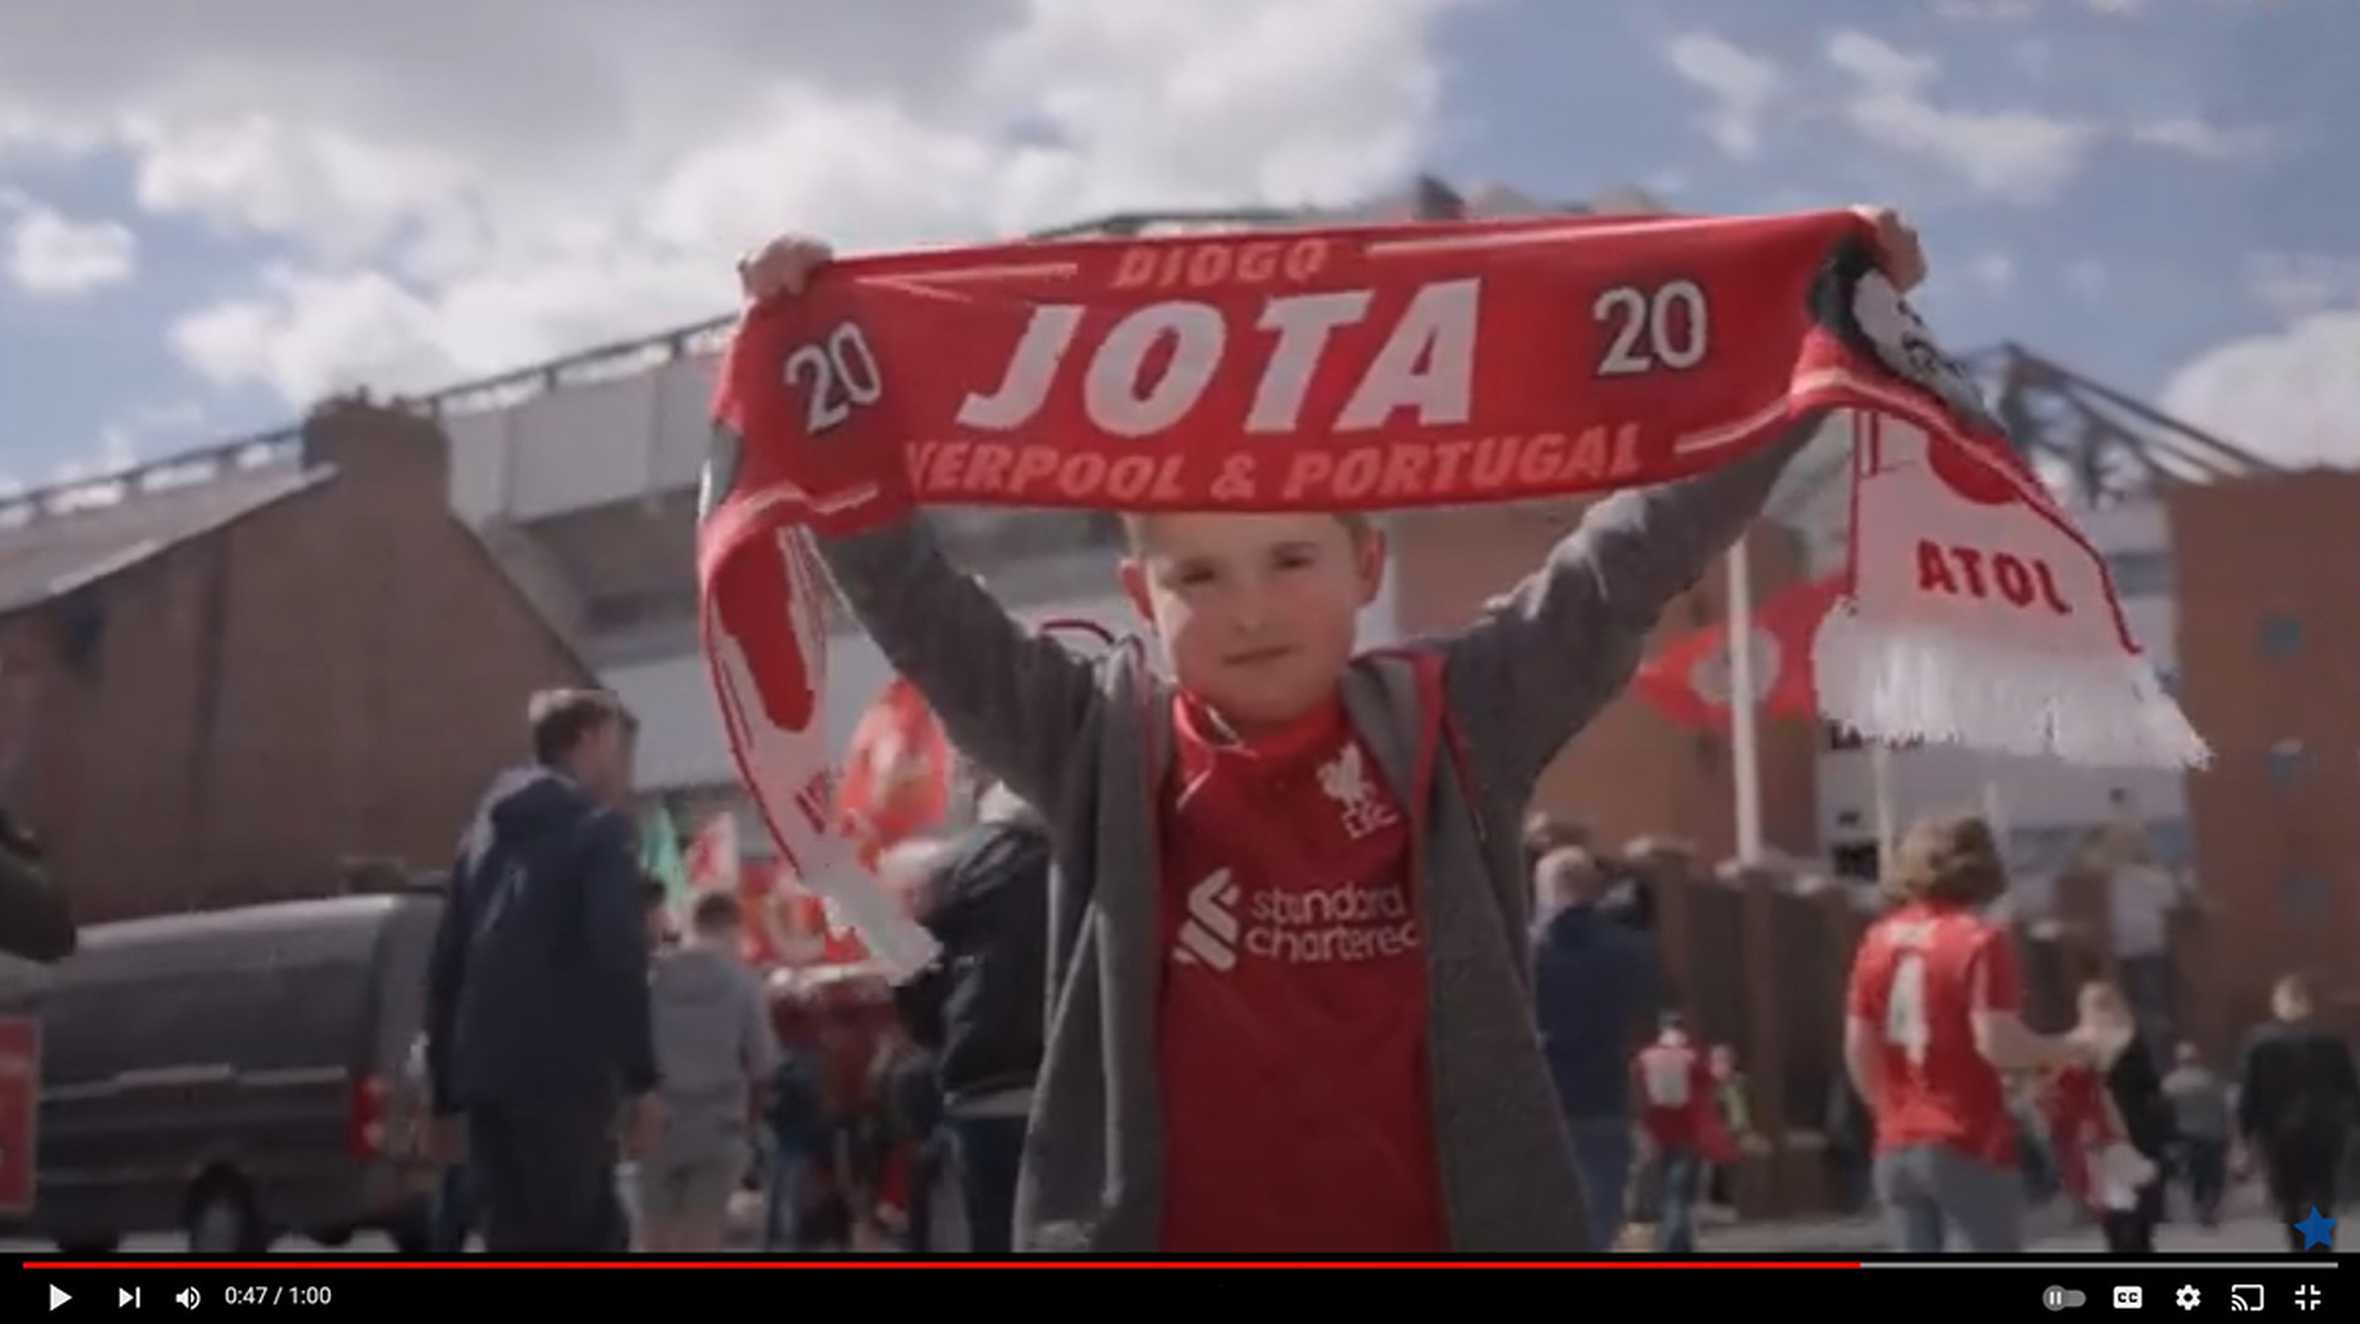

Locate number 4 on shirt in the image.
[1885,952,1930,1069]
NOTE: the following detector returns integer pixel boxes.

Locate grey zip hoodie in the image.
[815,423,1809,1251]
[651,944,779,1145]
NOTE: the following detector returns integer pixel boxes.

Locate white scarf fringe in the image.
[1813,603,2213,770]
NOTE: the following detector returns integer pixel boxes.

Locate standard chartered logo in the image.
[1171,867,1420,972]
[1174,869,1242,971]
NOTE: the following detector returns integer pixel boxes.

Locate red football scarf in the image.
[697,211,2206,973]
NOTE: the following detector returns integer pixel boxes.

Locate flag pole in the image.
[1728,534,1764,865]
[1871,741,1897,874]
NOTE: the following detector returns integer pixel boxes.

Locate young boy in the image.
[739,210,1924,1252]
[643,892,781,1251]
[1634,1011,1717,1253]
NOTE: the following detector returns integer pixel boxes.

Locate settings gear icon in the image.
[2176,1285,2203,1311]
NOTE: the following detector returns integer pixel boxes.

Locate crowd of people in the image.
[407,224,2356,1258]
[1836,815,2357,1254]
[419,684,1059,1254]
[418,681,2359,1260]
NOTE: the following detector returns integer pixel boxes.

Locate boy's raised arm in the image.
[818,518,1100,818]
[1438,206,1926,799]
[736,235,1101,818]
[1440,421,1815,802]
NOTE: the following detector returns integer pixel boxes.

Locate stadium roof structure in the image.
[1023,173,1639,239]
[1958,342,2279,507]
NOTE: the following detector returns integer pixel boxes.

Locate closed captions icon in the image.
[2117,1287,2144,1309]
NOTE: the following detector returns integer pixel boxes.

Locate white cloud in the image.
[1932,0,2040,18]
[1825,31,2102,204]
[2241,252,2360,321]
[2161,312,2360,470]
[1934,0,2144,16]
[2131,117,2274,161]
[0,0,1461,406]
[1663,32,1785,160]
[0,190,136,295]
[1971,252,2017,292]
[2065,258,2109,299]
[1825,31,1938,95]
[118,113,473,265]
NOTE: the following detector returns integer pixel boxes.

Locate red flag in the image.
[1636,574,1845,731]
[683,812,740,895]
[762,862,870,969]
[741,850,869,970]
[836,677,952,869]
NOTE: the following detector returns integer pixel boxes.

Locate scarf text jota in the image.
[697,212,2206,973]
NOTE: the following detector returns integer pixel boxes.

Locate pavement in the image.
[1696,1185,2320,1256]
[4,1184,2336,1258]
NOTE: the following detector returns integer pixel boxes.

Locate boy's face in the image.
[1119,511,1384,733]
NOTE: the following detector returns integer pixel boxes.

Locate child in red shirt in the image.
[1634,1013,1719,1252]
[741,214,1928,1252]
[1846,815,2088,1253]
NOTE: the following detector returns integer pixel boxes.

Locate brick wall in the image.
[4,403,594,922]
[2166,470,2360,1055]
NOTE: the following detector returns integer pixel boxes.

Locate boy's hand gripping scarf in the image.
[697,212,2207,974]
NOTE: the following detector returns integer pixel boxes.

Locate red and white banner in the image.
[1814,412,2199,767]
[1637,571,1844,731]
[698,213,2207,966]
[0,1015,37,1216]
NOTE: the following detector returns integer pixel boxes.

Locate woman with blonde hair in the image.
[2044,981,2173,1251]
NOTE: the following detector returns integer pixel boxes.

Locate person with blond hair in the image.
[742,213,1927,1253]
[2043,981,2170,1252]
[1845,814,2089,1252]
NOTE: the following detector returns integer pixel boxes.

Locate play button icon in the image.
[50,1283,72,1310]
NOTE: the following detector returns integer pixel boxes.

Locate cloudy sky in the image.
[1,0,2352,492]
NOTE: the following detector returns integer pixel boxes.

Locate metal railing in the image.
[0,429,306,535]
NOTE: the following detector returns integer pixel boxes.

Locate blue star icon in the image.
[2294,1205,2336,1251]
